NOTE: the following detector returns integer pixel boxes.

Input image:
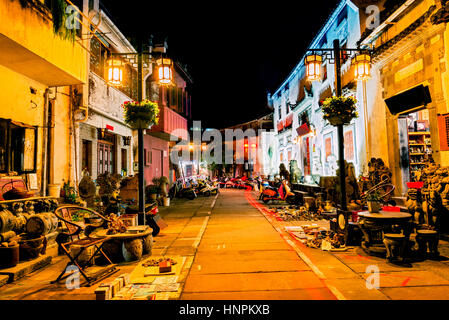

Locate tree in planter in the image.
[321,96,358,126]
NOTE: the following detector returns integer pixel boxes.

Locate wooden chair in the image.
[52,205,118,286]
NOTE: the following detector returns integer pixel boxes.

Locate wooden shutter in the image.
[438,114,449,151]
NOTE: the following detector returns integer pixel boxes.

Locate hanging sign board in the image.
[384,85,431,115]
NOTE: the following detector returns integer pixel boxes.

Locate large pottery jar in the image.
[0,244,19,269]
[19,235,46,261]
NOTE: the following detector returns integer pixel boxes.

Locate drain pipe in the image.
[41,88,50,196]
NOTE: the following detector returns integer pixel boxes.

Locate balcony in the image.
[148,106,188,141]
[0,0,87,86]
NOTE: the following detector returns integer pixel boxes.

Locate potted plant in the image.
[321,96,358,126]
[122,100,160,129]
[366,191,383,213]
[146,185,158,201]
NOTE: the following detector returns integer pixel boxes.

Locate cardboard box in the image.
[159,260,172,273]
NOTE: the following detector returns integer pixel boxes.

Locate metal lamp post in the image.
[106,38,173,225]
[305,39,372,211]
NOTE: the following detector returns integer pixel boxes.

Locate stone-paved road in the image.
[181,189,337,299]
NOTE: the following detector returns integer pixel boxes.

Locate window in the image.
[82,140,92,175]
[278,105,282,120]
[98,143,114,174]
[121,149,128,175]
[0,118,37,174]
[337,6,347,26]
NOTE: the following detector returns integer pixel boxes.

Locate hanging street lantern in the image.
[106,57,124,86]
[305,54,323,81]
[353,53,371,81]
[156,57,173,84]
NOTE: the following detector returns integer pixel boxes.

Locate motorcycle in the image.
[195,179,219,197]
[260,180,296,204]
[169,179,197,200]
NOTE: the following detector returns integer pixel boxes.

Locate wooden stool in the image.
[416,229,439,259]
[383,233,406,262]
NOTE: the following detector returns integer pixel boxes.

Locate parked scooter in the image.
[169,179,197,200]
[195,179,219,197]
[260,180,296,204]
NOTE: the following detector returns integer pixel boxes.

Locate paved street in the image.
[2,188,449,300]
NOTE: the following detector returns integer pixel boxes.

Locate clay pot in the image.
[142,234,153,255]
[26,213,58,236]
[0,209,15,233]
[0,245,19,269]
[122,239,143,262]
[18,235,46,261]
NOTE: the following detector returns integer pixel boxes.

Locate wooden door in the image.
[152,149,163,178]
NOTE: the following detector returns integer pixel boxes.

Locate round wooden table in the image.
[357,211,413,257]
[92,226,153,263]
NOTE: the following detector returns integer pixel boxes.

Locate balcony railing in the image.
[149,106,188,140]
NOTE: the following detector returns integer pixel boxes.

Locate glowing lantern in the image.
[189,143,194,151]
[353,53,371,81]
[305,54,323,81]
[106,57,124,86]
[156,57,173,84]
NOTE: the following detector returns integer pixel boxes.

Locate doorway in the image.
[398,109,432,186]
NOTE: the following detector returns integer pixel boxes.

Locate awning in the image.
[285,114,293,128]
[0,118,36,128]
[384,85,432,115]
[296,123,311,136]
[277,120,284,132]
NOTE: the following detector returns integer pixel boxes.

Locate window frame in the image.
[0,118,38,174]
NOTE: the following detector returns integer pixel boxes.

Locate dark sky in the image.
[103,0,340,129]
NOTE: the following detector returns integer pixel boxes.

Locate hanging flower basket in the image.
[321,96,358,126]
[122,100,160,129]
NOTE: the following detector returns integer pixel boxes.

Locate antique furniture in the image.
[92,225,152,263]
[52,205,118,286]
[416,229,439,259]
[358,210,413,259]
[383,233,406,262]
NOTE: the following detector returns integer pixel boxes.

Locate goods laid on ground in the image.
[285,225,347,251]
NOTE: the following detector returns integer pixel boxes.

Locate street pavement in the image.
[1,188,449,299]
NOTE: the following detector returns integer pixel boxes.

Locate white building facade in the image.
[269,0,370,183]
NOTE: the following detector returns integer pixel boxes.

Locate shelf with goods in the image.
[408,131,432,177]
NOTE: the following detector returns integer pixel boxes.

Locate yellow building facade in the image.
[0,0,87,196]
[361,0,449,195]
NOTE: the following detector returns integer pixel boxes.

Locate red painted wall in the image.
[144,134,169,185]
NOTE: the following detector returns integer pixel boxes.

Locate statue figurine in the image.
[406,188,424,225]
[78,169,97,208]
[289,160,302,184]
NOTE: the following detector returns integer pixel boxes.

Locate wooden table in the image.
[357,211,413,256]
[92,226,153,263]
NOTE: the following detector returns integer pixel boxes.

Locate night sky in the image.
[104,0,341,129]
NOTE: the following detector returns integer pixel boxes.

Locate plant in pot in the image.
[122,100,159,129]
[321,96,358,126]
[146,185,158,201]
[366,191,383,213]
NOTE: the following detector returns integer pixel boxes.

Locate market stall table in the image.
[357,211,413,259]
[92,226,153,263]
